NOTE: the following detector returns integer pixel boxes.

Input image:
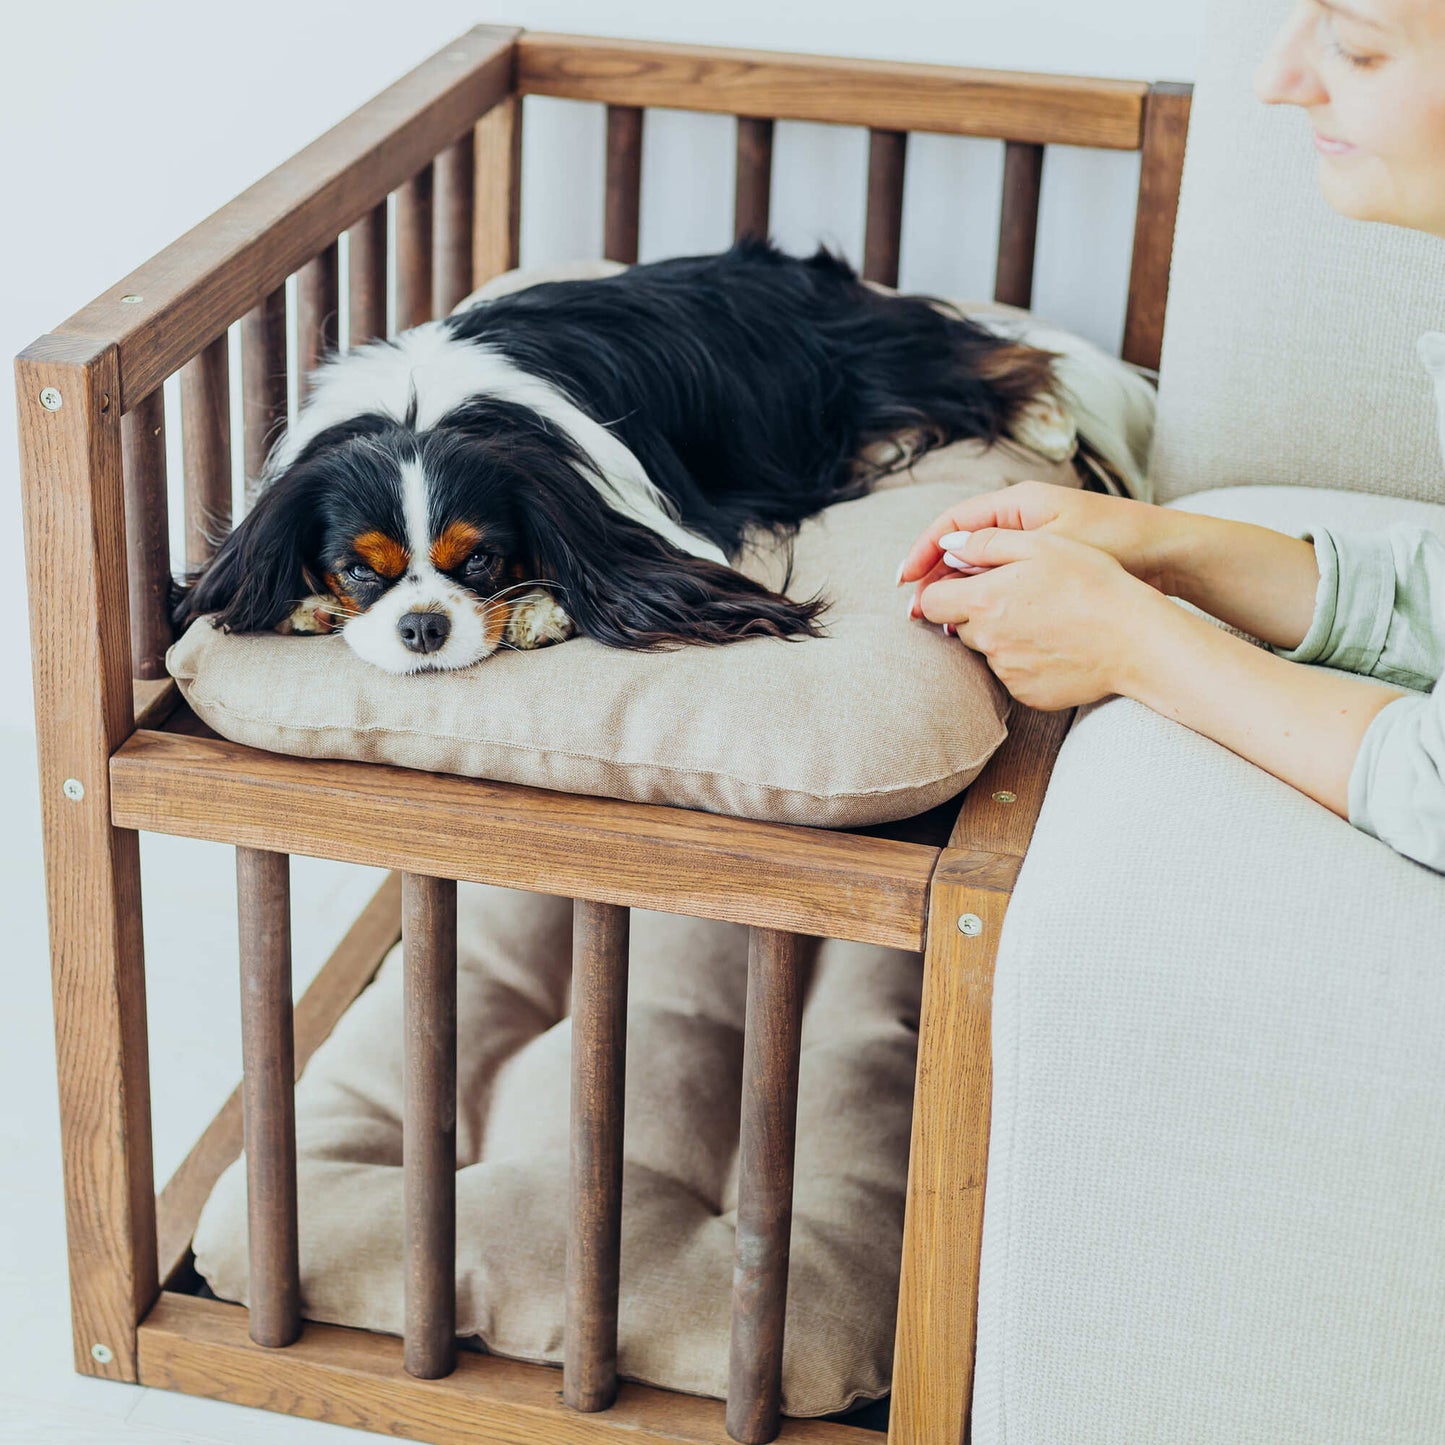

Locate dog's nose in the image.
[397,611,451,655]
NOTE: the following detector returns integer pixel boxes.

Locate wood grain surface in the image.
[236,846,300,1349]
[402,874,458,1379]
[518,33,1147,148]
[994,141,1044,309]
[728,928,808,1445]
[138,1291,874,1442]
[471,95,522,288]
[110,730,938,950]
[55,26,518,409]
[120,387,171,679]
[179,332,231,570]
[565,900,630,1413]
[1122,82,1193,372]
[17,335,158,1380]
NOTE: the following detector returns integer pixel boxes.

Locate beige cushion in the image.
[169,450,1084,829]
[169,261,1158,827]
[1150,0,1445,506]
[192,882,922,1416]
[972,484,1445,1445]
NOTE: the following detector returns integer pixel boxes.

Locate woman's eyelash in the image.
[1327,39,1381,69]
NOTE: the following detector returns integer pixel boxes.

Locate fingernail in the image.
[942,551,965,569]
[893,561,905,586]
[939,530,972,549]
[942,622,955,636]
[905,595,916,620]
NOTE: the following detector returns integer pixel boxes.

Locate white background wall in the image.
[0,0,1208,735]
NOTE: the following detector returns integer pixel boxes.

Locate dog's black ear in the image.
[519,457,829,649]
[171,468,324,634]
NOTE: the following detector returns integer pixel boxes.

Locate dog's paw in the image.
[503,589,574,650]
[276,595,341,635]
[1009,393,1077,461]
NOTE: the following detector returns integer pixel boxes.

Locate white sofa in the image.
[970,2,1445,1441]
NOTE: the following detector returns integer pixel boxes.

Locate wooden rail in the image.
[517,33,1148,149]
[54,25,517,411]
[110,730,939,951]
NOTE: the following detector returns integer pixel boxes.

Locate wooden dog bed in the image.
[17,24,1190,1445]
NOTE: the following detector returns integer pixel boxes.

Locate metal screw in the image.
[39,387,63,411]
[90,1343,113,1364]
[62,778,85,802]
[992,790,1017,804]
[119,294,143,303]
[957,913,984,937]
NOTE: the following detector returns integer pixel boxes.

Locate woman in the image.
[898,0,1445,872]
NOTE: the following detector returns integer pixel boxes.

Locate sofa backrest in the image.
[1149,0,1445,505]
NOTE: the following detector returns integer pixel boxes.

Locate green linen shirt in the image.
[1269,332,1445,874]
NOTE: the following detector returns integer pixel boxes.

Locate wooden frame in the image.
[18,24,1191,1445]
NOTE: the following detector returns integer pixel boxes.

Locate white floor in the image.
[1,726,393,1443]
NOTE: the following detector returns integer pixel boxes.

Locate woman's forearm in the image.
[1154,510,1321,650]
[1117,591,1408,818]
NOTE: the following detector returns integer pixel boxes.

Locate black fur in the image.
[173,240,1056,660]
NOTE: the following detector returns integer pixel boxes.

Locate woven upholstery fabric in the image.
[1149,0,1445,505]
[971,485,1445,1445]
[192,883,922,1416]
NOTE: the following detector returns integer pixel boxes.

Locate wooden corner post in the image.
[889,704,1073,1444]
[17,335,159,1381]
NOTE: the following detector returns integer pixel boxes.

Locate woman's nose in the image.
[1254,5,1330,108]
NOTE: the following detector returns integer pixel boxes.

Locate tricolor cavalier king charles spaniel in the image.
[173,240,1062,673]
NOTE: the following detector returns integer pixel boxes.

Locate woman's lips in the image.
[1313,131,1357,156]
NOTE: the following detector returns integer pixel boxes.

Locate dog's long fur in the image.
[173,240,1058,673]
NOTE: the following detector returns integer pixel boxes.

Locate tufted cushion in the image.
[192,882,922,1416]
[1150,0,1445,506]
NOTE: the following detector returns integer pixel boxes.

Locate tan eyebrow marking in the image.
[432,520,486,573]
[353,530,409,579]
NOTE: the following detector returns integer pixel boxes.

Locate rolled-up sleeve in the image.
[1268,522,1445,872]
[1347,683,1445,872]
[1270,524,1445,691]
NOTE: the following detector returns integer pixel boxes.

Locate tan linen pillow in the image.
[192,882,923,1417]
[1149,0,1445,506]
[168,449,1080,827]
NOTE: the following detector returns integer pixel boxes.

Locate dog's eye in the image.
[462,550,496,577]
[344,562,376,583]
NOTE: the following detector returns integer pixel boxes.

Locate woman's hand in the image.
[897,479,1185,605]
[898,478,1322,653]
[912,527,1168,711]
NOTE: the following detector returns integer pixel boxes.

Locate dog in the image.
[172,240,1064,674]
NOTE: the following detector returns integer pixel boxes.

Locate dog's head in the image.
[171,399,825,673]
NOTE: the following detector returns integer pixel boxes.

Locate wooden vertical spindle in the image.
[236,846,300,1350]
[348,200,389,347]
[727,927,806,1445]
[120,388,171,676]
[734,117,774,242]
[434,130,476,317]
[297,241,340,402]
[1123,82,1193,371]
[863,129,907,288]
[472,95,522,288]
[396,164,435,332]
[564,899,630,1413]
[994,141,1045,309]
[241,283,287,496]
[179,331,231,570]
[604,105,643,265]
[402,873,458,1381]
